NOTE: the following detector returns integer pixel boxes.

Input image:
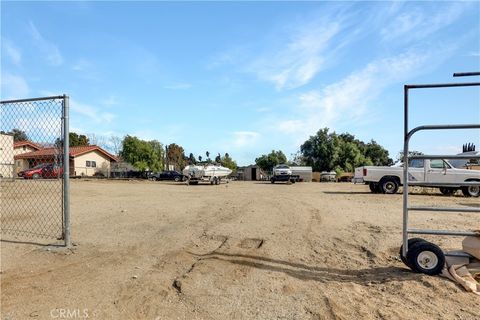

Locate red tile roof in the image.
[14,145,118,161]
[13,140,42,150]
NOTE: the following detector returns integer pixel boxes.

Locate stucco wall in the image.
[0,134,14,178]
[73,150,112,176]
[13,145,38,156]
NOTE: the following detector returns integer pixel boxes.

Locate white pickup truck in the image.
[354,159,480,197]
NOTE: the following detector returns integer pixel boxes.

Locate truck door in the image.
[426,159,451,184]
[407,159,425,182]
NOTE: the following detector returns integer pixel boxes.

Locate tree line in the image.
[255,128,394,174]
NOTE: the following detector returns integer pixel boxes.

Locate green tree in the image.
[166,143,186,170]
[69,132,90,147]
[188,153,197,165]
[55,132,90,148]
[365,140,392,166]
[198,155,203,162]
[120,135,164,171]
[300,128,391,172]
[205,151,211,163]
[300,128,337,172]
[396,150,424,163]
[255,150,288,172]
[1,128,28,142]
[221,153,238,174]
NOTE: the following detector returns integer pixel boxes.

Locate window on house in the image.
[91,161,96,168]
[86,161,91,167]
[23,146,26,151]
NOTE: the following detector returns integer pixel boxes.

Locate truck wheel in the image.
[271,179,275,184]
[462,185,479,197]
[399,238,426,268]
[369,183,381,193]
[439,187,456,196]
[380,178,399,194]
[174,176,181,182]
[406,241,445,275]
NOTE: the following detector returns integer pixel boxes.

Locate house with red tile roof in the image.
[14,145,118,177]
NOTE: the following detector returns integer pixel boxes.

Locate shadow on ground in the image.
[190,251,421,285]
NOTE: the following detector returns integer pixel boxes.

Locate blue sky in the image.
[1,1,479,165]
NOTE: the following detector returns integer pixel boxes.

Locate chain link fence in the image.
[0,96,70,245]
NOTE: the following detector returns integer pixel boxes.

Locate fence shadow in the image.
[1,239,65,247]
[191,251,421,285]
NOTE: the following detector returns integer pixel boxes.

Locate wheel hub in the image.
[468,186,479,196]
[417,251,438,270]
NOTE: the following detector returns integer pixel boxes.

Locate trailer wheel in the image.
[406,241,445,275]
[462,185,480,197]
[399,238,426,268]
[380,178,399,194]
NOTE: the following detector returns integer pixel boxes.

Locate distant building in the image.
[237,165,267,181]
[13,141,43,174]
[0,134,14,178]
[14,145,117,177]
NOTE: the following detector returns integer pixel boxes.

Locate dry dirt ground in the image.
[1,180,479,320]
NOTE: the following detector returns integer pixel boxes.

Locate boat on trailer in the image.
[183,164,232,185]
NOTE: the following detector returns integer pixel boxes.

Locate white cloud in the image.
[381,3,470,42]
[232,131,260,147]
[273,47,454,140]
[72,59,92,71]
[250,20,342,90]
[101,95,118,107]
[2,40,22,66]
[0,73,30,99]
[70,98,116,124]
[28,21,63,66]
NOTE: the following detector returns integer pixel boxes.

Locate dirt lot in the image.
[1,180,479,319]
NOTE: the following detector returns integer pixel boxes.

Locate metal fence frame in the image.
[401,74,480,260]
[0,95,70,246]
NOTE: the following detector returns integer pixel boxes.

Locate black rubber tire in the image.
[380,178,399,194]
[32,173,40,179]
[174,176,180,182]
[406,241,445,275]
[462,185,480,197]
[369,183,381,193]
[399,238,426,268]
[439,187,456,196]
[271,179,275,184]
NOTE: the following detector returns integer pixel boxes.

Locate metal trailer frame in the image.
[401,73,480,269]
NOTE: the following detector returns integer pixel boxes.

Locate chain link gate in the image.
[0,95,70,246]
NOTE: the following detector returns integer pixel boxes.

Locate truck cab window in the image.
[430,159,444,169]
[408,159,424,168]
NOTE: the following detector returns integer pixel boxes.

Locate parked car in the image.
[18,163,63,179]
[270,164,299,184]
[152,170,186,182]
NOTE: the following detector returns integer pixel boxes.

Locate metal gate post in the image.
[63,95,71,247]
